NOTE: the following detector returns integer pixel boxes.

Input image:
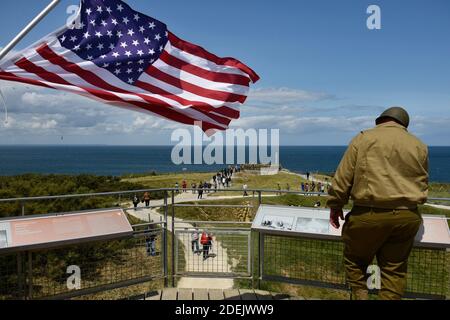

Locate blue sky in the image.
[0,0,449,145]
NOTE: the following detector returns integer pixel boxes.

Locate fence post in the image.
[250,230,255,289]
[27,251,33,300]
[171,190,176,287]
[19,202,27,298]
[17,253,24,299]
[248,191,262,289]
[257,191,262,207]
[163,191,168,288]
[258,232,264,290]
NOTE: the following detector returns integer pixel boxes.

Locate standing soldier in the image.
[327,107,428,300]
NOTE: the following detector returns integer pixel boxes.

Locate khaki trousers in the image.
[342,206,422,300]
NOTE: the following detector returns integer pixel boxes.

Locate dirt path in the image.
[282,169,329,184]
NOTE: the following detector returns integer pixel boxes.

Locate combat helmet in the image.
[376,106,410,128]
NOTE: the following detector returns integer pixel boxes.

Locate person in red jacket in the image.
[200,231,211,260]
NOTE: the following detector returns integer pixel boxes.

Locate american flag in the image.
[0,0,259,132]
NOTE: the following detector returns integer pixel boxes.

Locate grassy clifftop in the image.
[123,170,450,200]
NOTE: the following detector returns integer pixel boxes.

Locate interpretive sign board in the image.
[0,209,133,253]
[252,205,450,248]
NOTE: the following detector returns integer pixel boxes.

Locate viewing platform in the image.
[0,188,448,300]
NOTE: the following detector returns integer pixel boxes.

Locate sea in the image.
[0,146,449,182]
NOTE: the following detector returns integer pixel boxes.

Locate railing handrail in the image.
[1,187,449,203]
[0,188,172,203]
[178,220,252,225]
[0,188,328,203]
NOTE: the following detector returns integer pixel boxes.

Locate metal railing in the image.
[0,188,448,300]
[260,233,449,300]
[0,221,165,300]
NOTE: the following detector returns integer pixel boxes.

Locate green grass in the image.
[123,172,216,189]
[123,171,312,196]
[160,197,258,222]
[122,170,450,206]
[428,183,450,200]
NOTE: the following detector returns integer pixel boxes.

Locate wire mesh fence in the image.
[0,228,164,300]
[406,247,449,298]
[262,235,346,288]
[175,227,251,277]
[262,234,449,299]
[0,253,25,299]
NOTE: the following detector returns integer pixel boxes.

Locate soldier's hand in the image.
[330,208,344,229]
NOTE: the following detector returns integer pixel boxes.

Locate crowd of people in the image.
[300,181,328,193]
[272,177,330,196]
[174,165,240,199]
[131,168,331,211]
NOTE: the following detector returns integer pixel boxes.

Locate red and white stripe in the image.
[0,32,259,132]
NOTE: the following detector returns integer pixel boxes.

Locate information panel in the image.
[0,209,133,252]
[252,205,450,248]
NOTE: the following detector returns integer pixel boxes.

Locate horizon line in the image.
[1,144,450,147]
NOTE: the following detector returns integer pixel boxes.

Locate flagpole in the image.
[0,0,61,62]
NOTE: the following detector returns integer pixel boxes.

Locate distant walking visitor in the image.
[191,226,200,255]
[143,192,151,207]
[132,194,140,210]
[243,183,249,196]
[198,182,204,199]
[145,231,157,257]
[200,231,211,260]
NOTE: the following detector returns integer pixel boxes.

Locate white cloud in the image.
[0,81,180,139]
[232,114,374,134]
[21,92,76,108]
[0,82,448,145]
[248,87,334,104]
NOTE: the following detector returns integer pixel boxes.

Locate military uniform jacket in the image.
[327,122,429,210]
